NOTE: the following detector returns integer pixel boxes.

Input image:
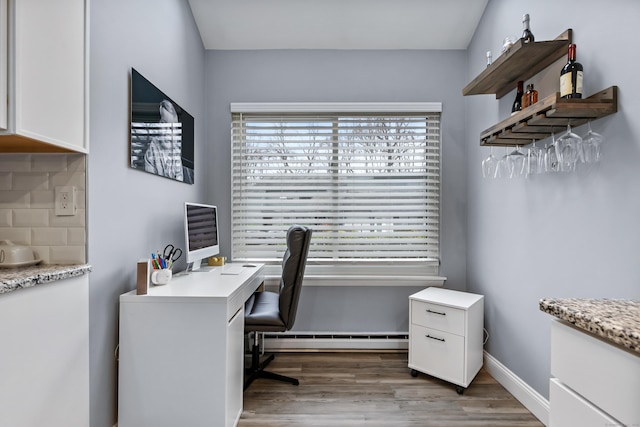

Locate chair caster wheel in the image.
[456,386,465,395]
[410,369,418,377]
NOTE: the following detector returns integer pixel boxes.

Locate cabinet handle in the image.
[426,309,446,316]
[426,334,445,342]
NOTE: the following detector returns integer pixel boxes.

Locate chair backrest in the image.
[278,225,312,329]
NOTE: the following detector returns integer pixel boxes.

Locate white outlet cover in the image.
[55,186,76,216]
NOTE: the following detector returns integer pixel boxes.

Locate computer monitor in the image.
[184,202,220,271]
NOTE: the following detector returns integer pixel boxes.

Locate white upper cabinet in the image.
[0,0,88,153]
[0,0,6,131]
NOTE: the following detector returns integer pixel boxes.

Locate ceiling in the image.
[187,0,489,50]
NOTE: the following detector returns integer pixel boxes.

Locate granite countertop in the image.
[540,297,640,354]
[0,264,92,294]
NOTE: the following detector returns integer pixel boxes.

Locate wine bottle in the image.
[521,14,534,43]
[523,83,538,109]
[560,43,583,98]
[560,44,583,98]
[511,81,524,116]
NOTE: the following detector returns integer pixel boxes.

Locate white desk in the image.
[118,263,264,427]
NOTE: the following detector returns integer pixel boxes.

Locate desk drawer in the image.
[227,289,245,322]
[226,270,264,322]
[411,300,465,335]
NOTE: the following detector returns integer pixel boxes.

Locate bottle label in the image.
[560,74,571,97]
[575,71,583,95]
[560,71,583,97]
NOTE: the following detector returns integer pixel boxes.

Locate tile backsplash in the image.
[0,153,86,264]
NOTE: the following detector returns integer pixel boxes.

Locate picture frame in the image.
[129,68,194,184]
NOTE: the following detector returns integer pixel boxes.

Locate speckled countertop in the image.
[0,264,92,294]
[540,298,640,354]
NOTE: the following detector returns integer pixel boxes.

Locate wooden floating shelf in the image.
[480,86,618,147]
[463,29,572,99]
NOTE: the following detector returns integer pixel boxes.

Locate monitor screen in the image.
[184,202,220,270]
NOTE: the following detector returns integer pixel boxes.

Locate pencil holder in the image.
[151,268,172,285]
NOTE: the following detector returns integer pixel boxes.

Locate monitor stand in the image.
[190,259,217,273]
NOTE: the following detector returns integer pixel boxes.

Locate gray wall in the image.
[88,0,206,425]
[85,1,640,424]
[205,50,469,332]
[466,0,640,398]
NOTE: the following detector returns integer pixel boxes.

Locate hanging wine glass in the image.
[506,145,526,178]
[482,146,499,178]
[555,124,582,172]
[581,121,604,163]
[494,146,510,179]
[525,139,543,177]
[544,133,560,173]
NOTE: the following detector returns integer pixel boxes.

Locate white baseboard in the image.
[483,351,549,426]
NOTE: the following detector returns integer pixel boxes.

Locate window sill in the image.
[264,274,446,287]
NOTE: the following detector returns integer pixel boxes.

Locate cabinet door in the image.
[226,307,244,427]
[0,276,89,427]
[0,0,7,130]
[14,0,86,151]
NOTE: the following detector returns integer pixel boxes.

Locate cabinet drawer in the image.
[409,325,464,386]
[411,300,465,335]
[550,379,620,427]
[551,320,640,426]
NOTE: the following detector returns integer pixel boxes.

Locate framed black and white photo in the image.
[130,68,194,184]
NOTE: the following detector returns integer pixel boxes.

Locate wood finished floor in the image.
[240,352,544,426]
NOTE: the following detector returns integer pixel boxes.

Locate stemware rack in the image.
[480,86,617,146]
[463,28,619,147]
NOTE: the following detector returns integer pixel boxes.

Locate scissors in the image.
[163,244,183,264]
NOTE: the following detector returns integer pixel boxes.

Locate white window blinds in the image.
[231,103,441,267]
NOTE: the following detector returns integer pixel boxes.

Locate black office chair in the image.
[244,225,312,390]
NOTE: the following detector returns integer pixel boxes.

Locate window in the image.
[231,103,441,274]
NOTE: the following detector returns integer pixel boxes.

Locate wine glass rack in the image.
[480,86,617,146]
[463,29,619,147]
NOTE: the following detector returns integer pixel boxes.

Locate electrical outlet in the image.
[55,186,76,216]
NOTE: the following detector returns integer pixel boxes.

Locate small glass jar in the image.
[523,83,538,108]
[502,36,517,53]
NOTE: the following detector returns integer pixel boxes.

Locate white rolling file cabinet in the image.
[408,287,484,394]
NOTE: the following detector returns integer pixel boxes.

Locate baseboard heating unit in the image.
[263,332,409,351]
